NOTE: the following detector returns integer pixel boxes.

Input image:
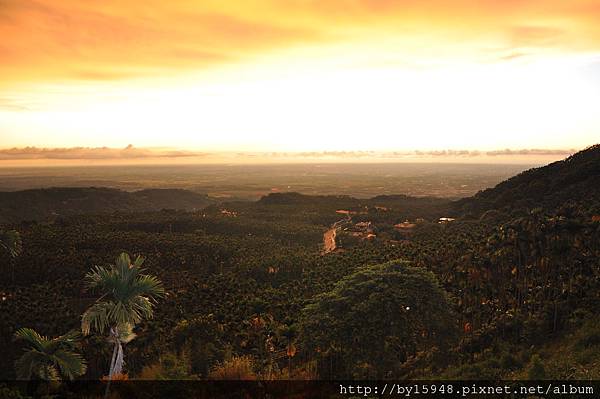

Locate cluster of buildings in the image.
[324,209,457,253]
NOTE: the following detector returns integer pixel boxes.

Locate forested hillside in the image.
[455,144,600,218]
[1,146,600,386]
[0,187,213,224]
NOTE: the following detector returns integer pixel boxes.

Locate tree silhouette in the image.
[1,229,22,284]
[14,328,86,380]
[81,252,164,385]
[299,260,456,378]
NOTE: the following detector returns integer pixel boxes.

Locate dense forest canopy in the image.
[1,145,600,384]
[0,187,213,224]
[299,261,456,379]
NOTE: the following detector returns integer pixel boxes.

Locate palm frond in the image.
[15,327,86,381]
[131,275,165,299]
[57,329,82,343]
[116,253,132,279]
[82,252,164,337]
[116,252,132,266]
[38,365,60,381]
[81,302,114,335]
[15,328,48,351]
[14,350,47,380]
[45,330,81,353]
[129,295,155,321]
[108,300,139,326]
[52,349,87,380]
[132,255,145,268]
[84,265,115,292]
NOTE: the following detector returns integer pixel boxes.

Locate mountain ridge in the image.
[454,144,600,217]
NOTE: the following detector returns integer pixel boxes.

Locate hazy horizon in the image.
[0,144,584,167]
[0,161,536,200]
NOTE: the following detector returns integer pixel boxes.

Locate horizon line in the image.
[0,145,583,163]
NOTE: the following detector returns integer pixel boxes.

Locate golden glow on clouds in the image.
[1,0,599,153]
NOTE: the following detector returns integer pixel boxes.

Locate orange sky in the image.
[1,0,599,156]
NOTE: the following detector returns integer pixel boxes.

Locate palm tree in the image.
[0,229,22,284]
[81,252,164,382]
[0,229,22,258]
[14,328,87,380]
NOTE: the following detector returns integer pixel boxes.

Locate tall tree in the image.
[0,229,22,258]
[0,229,22,283]
[81,253,164,382]
[14,328,87,380]
[299,260,456,379]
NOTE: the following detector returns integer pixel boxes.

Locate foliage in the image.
[171,314,226,377]
[0,384,31,399]
[208,356,257,380]
[0,229,22,259]
[82,253,165,335]
[299,260,457,378]
[0,187,212,224]
[1,146,600,380]
[456,144,600,217]
[526,354,546,379]
[14,328,86,381]
[81,252,164,382]
[139,352,195,380]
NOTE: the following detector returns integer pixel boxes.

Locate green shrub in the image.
[500,352,520,370]
[0,385,30,399]
[574,347,600,365]
[574,323,600,350]
[526,355,546,379]
[446,358,503,379]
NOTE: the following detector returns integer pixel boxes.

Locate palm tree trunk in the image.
[108,344,119,376]
[105,327,122,399]
[105,340,118,399]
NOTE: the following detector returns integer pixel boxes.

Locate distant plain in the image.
[0,163,535,200]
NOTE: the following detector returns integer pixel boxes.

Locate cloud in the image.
[0,146,578,164]
[1,1,599,87]
[0,145,208,160]
[0,0,323,86]
[497,51,529,62]
[485,148,575,156]
[0,97,31,111]
[235,148,575,159]
[510,26,565,47]
[414,150,482,157]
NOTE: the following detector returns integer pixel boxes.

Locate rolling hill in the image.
[454,144,600,217]
[0,187,213,224]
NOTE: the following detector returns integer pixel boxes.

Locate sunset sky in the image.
[1,0,599,159]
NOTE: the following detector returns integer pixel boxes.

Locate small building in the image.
[438,217,456,224]
[394,221,416,238]
[354,221,375,233]
[394,221,416,230]
[364,233,377,241]
[220,209,237,217]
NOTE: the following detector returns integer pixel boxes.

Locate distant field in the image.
[0,163,535,199]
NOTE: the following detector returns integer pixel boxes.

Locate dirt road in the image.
[323,228,337,253]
